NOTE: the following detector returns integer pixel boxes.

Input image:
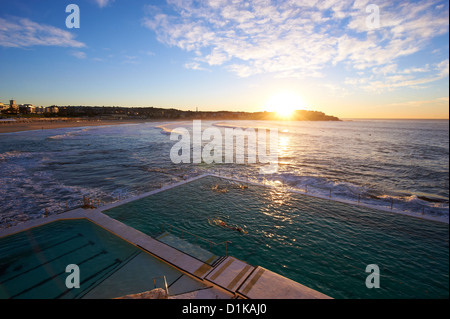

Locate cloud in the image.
[341,1,449,69]
[143,0,338,78]
[345,58,449,92]
[143,0,449,88]
[0,17,85,48]
[93,0,114,8]
[436,59,449,78]
[122,55,141,64]
[385,97,450,109]
[184,61,209,71]
[70,51,87,59]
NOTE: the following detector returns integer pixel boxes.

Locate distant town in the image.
[1,100,59,116]
[0,99,340,121]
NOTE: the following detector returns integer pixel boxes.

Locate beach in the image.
[0,118,151,134]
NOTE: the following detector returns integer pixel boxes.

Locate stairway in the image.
[156,232,221,265]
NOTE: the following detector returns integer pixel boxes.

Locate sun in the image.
[264,91,306,118]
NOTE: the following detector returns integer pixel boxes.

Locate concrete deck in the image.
[238,266,332,299]
[205,256,255,293]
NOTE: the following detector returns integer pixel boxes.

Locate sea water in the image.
[1,119,448,227]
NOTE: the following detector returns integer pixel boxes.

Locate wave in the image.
[0,150,32,161]
[158,121,293,135]
[2,120,448,228]
[0,169,115,229]
[47,127,92,140]
[212,121,279,131]
[157,121,195,136]
[210,170,449,223]
[157,126,172,135]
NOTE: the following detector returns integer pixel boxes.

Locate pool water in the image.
[105,176,449,299]
[0,219,206,299]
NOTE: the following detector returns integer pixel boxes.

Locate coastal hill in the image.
[1,103,340,121]
[54,106,340,121]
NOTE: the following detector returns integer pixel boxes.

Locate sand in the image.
[0,118,154,134]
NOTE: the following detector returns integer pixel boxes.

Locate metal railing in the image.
[152,275,169,296]
[211,169,444,217]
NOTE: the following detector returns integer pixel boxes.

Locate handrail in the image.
[160,223,231,256]
[212,171,443,216]
[153,275,169,296]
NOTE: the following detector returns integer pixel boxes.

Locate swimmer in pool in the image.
[220,221,247,234]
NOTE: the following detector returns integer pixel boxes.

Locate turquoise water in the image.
[0,219,202,299]
[105,176,449,299]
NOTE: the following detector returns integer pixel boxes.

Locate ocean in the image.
[0,119,448,228]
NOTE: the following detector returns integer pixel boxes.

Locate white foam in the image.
[47,127,92,140]
[157,121,195,135]
[210,172,449,224]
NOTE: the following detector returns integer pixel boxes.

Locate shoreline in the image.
[0,118,157,134]
[3,117,447,134]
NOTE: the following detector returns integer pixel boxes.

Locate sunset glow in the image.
[0,0,448,119]
[265,92,307,118]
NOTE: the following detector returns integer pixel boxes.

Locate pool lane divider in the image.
[0,241,95,285]
[72,250,142,299]
[10,249,108,299]
[56,258,122,299]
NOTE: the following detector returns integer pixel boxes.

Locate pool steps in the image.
[155,232,221,266]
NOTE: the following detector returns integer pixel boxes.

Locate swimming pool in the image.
[0,219,207,299]
[104,175,449,299]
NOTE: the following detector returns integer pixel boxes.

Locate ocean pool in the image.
[104,175,449,299]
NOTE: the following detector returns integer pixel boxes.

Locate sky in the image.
[0,0,448,119]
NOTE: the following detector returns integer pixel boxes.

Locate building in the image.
[45,106,59,114]
[10,100,18,110]
[3,99,19,114]
[19,104,36,114]
[25,104,36,114]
